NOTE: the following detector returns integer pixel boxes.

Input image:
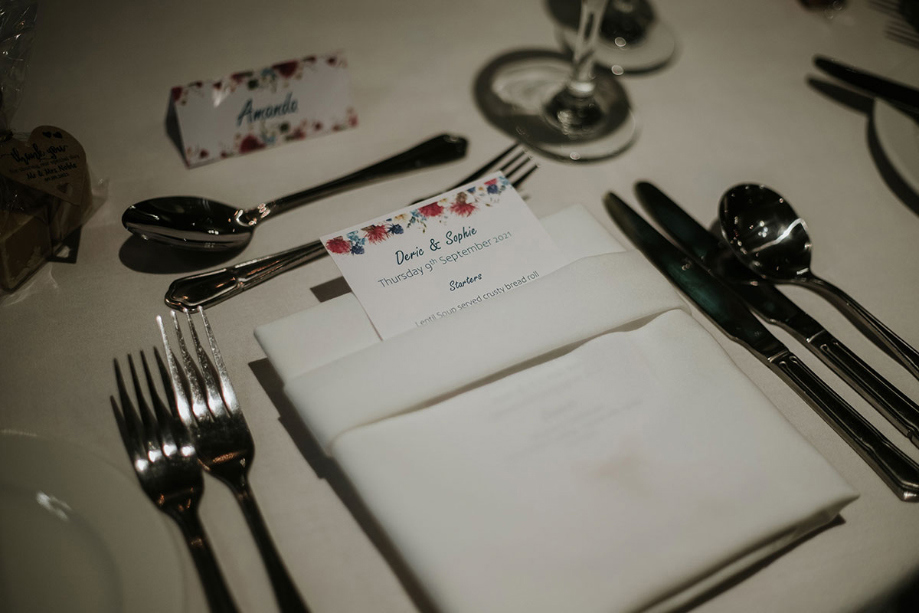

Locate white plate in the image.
[872,63,919,195]
[0,432,185,613]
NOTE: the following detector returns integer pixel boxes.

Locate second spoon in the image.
[719,183,919,381]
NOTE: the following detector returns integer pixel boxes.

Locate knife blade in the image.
[634,181,919,447]
[604,191,919,501]
[814,55,919,114]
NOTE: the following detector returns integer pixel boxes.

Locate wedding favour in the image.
[321,173,566,338]
[170,51,358,167]
[0,6,104,291]
[0,126,102,290]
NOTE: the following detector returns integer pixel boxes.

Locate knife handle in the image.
[808,330,919,447]
[769,350,919,501]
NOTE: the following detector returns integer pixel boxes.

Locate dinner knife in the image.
[814,55,919,114]
[603,192,919,501]
[634,181,919,448]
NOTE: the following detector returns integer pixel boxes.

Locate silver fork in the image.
[164,142,539,310]
[111,351,240,613]
[158,307,310,613]
[869,0,919,48]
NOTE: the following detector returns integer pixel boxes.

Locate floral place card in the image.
[321,173,566,339]
[170,51,357,167]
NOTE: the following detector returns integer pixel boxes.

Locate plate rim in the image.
[871,64,919,196]
[0,431,186,613]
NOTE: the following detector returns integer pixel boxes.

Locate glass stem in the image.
[568,0,610,98]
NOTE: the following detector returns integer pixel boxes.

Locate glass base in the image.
[475,50,637,163]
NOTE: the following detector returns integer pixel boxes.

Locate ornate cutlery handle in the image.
[169,507,240,613]
[809,330,919,446]
[800,274,919,382]
[165,241,327,310]
[769,350,919,502]
[229,476,310,613]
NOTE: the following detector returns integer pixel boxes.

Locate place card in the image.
[321,173,566,339]
[170,51,357,167]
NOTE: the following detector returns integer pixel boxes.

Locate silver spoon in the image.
[720,183,919,380]
[122,134,467,251]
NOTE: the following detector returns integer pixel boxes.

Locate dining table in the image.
[3,0,919,611]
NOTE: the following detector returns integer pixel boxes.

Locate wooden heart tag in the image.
[0,126,87,206]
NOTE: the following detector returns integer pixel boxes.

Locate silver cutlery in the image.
[122,133,468,251]
[719,184,919,382]
[869,0,919,48]
[111,351,240,612]
[158,307,310,613]
[814,55,919,113]
[887,21,919,48]
[163,142,539,310]
[604,192,919,501]
[635,181,919,447]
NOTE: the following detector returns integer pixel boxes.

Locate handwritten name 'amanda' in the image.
[237,92,299,127]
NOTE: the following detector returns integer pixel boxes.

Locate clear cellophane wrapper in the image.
[0,1,105,291]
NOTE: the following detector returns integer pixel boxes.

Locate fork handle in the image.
[170,508,240,613]
[165,240,328,310]
[247,134,468,224]
[229,476,311,613]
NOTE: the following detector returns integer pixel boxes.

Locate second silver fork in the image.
[158,307,310,613]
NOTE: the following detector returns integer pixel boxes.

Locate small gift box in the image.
[0,127,99,290]
[0,4,102,291]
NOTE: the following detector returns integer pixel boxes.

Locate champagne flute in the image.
[477,0,637,162]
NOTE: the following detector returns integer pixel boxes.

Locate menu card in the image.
[321,173,566,339]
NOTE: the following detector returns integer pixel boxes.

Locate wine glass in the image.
[549,0,677,74]
[475,0,637,162]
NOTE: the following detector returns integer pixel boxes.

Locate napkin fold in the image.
[255,204,857,613]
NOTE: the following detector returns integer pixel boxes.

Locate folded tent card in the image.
[169,51,357,167]
[257,197,858,612]
[320,172,566,339]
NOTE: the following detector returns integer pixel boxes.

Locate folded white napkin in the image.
[255,204,857,613]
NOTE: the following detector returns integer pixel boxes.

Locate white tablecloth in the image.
[3,1,919,611]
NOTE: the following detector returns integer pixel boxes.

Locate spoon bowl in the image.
[122,197,254,251]
[719,184,812,281]
[719,183,919,380]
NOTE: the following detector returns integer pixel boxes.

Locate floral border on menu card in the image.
[171,52,358,167]
[325,175,511,255]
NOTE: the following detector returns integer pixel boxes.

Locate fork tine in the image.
[450,142,521,188]
[151,347,177,420]
[504,153,534,180]
[196,306,242,416]
[128,354,160,453]
[888,30,919,48]
[509,163,538,192]
[110,395,134,454]
[157,315,195,429]
[498,149,528,175]
[114,359,147,461]
[140,350,182,456]
[185,309,231,419]
[887,24,919,46]
[169,311,213,423]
